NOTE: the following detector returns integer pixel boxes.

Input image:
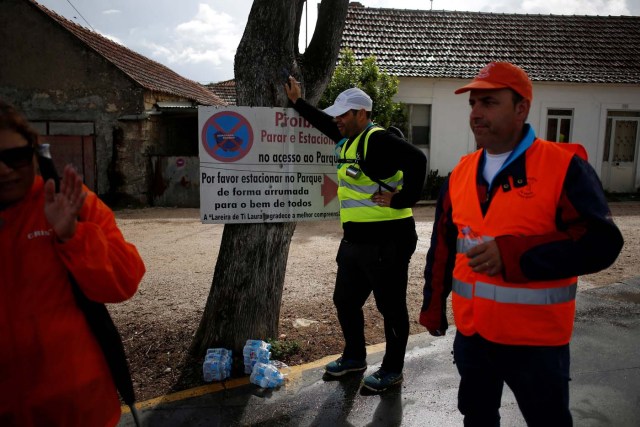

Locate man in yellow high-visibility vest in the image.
[285,78,427,392]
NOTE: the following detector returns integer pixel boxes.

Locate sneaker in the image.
[324,357,367,376]
[362,369,403,392]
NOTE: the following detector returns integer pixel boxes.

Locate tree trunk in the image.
[190,0,348,360]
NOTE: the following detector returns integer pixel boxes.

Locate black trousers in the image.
[453,331,572,427]
[333,235,417,373]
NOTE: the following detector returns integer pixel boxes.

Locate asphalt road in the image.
[118,276,640,427]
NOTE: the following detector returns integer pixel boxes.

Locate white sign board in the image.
[198,106,340,224]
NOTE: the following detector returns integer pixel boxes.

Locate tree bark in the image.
[190,0,348,360]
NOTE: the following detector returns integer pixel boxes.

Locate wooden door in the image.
[38,135,96,191]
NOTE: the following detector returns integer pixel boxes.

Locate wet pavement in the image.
[118,277,640,426]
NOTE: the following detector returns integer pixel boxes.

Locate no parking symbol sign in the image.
[201,111,253,162]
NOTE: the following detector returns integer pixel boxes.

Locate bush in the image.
[265,338,301,360]
[319,48,407,130]
[422,169,448,201]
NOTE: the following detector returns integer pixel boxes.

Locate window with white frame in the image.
[404,104,431,147]
[546,109,573,142]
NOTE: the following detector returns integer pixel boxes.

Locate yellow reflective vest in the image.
[337,126,413,224]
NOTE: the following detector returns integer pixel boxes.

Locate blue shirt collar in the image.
[484,123,536,187]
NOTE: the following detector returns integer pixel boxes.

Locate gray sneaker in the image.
[324,357,367,376]
[362,369,403,392]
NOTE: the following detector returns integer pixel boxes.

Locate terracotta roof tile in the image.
[205,79,237,105]
[342,6,640,84]
[31,0,226,106]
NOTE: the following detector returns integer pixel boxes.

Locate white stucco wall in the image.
[395,77,640,183]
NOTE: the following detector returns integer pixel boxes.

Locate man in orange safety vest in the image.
[419,62,623,426]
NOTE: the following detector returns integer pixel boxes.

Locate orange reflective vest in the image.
[449,139,578,346]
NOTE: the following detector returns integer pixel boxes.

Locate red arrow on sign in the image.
[321,174,338,206]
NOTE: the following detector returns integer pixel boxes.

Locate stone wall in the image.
[0,0,201,206]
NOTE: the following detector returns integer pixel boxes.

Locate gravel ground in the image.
[109,202,640,401]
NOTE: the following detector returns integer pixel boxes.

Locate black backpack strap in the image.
[356,127,394,192]
[355,126,376,164]
[69,276,141,425]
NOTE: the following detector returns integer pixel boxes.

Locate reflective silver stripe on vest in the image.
[340,179,403,193]
[340,182,383,193]
[341,199,377,209]
[456,236,494,253]
[475,281,577,305]
[452,279,577,304]
[452,278,473,299]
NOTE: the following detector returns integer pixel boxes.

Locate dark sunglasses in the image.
[0,145,34,169]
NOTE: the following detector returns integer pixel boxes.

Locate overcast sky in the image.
[35,0,640,84]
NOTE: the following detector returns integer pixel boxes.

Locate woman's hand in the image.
[44,164,87,242]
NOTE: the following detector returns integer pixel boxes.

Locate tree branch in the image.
[301,0,349,104]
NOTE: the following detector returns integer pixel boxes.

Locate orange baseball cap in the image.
[454,62,533,101]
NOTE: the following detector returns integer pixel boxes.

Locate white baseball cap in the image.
[323,87,373,117]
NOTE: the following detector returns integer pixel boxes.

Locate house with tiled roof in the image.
[342,4,640,192]
[0,0,226,206]
[206,80,237,106]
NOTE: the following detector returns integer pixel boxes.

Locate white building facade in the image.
[395,78,640,192]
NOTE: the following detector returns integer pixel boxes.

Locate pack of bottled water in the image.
[202,348,232,382]
[250,362,285,389]
[243,339,272,374]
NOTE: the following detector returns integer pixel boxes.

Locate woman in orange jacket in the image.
[0,101,146,426]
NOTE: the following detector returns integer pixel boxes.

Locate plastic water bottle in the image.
[36,143,60,191]
[217,349,231,380]
[257,347,271,363]
[250,362,284,388]
[243,340,271,374]
[253,362,282,380]
[203,359,223,382]
[203,348,232,382]
[250,372,271,388]
[461,226,484,253]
